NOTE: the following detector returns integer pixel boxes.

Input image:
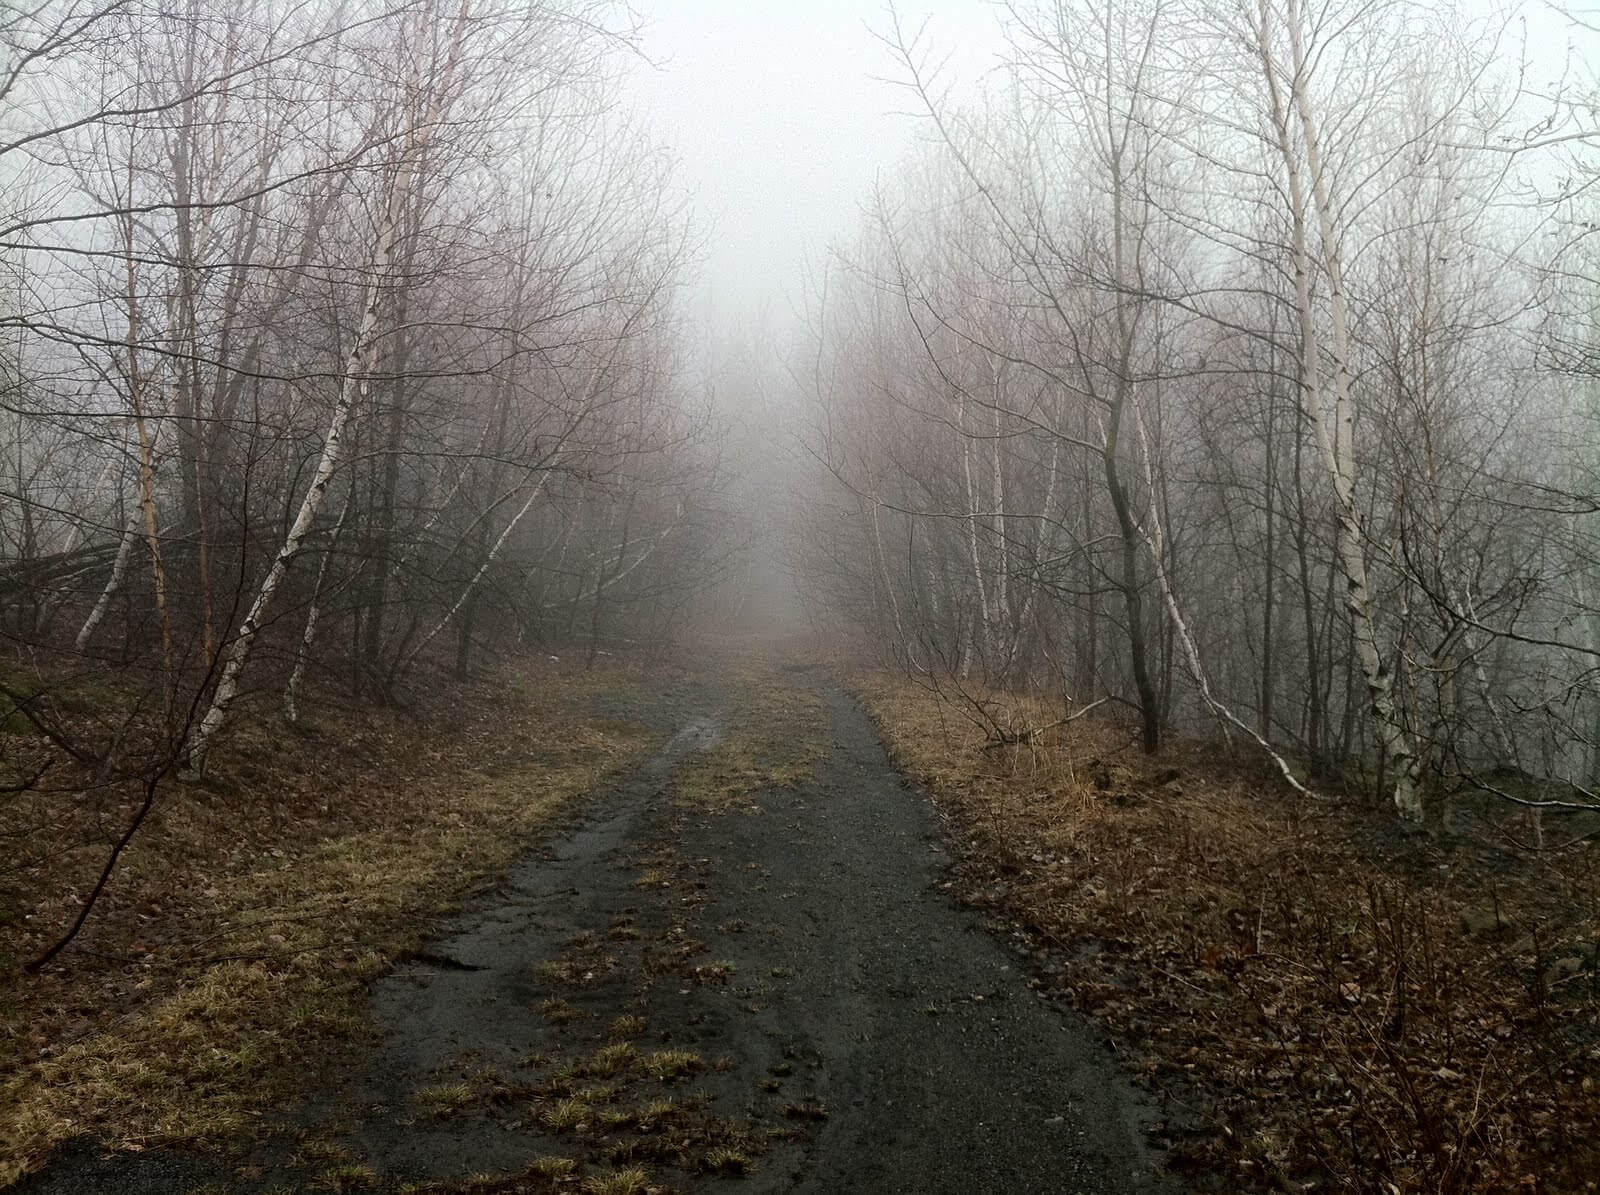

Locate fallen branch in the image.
[980,697,1112,750]
[1130,391,1322,802]
[26,766,171,973]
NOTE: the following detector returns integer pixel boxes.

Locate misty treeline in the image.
[0,0,741,740]
[0,0,744,958]
[795,0,1600,824]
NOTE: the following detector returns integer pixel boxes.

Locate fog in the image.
[6,2,1600,1185]
[1,0,1598,829]
[625,0,1581,336]
[628,2,1008,326]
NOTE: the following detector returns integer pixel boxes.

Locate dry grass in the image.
[413,1083,477,1118]
[670,645,827,813]
[518,1040,764,1182]
[607,1014,646,1040]
[527,1155,577,1178]
[0,654,665,1186]
[584,1042,642,1078]
[578,1167,651,1195]
[540,1097,593,1133]
[642,1049,703,1082]
[538,997,583,1025]
[859,672,1600,1194]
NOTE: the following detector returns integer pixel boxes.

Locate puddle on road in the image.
[662,716,724,757]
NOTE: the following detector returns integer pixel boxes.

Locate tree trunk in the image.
[1258,0,1422,816]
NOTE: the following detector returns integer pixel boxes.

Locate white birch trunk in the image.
[1132,389,1316,797]
[1259,0,1423,818]
[282,481,356,725]
[75,505,140,651]
[958,390,990,680]
[989,364,1009,673]
[400,470,553,670]
[186,0,472,769]
[187,212,397,769]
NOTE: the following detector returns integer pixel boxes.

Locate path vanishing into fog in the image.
[21,665,1175,1194]
[688,685,1174,1193]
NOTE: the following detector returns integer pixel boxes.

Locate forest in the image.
[2,0,1599,1192]
[792,0,1600,832]
[1,0,747,964]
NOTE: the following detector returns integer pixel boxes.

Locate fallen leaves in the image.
[0,652,666,1186]
[858,674,1600,1194]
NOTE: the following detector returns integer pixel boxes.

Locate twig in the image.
[26,765,173,973]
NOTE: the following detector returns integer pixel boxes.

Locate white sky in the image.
[624,0,1594,341]
[627,1,1008,332]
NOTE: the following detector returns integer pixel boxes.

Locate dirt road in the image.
[17,667,1174,1194]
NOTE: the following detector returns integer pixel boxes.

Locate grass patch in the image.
[595,1106,638,1131]
[579,1168,650,1195]
[529,1155,577,1178]
[0,654,664,1186]
[317,1162,380,1191]
[540,1097,592,1133]
[583,1041,641,1078]
[413,1082,476,1118]
[701,1145,751,1175]
[607,1014,646,1040]
[643,1049,703,1081]
[634,1097,678,1127]
[537,997,582,1025]
[670,650,827,812]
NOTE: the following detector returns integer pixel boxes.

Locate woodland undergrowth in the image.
[858,674,1600,1195]
[0,652,665,1185]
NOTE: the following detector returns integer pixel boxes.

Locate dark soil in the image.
[13,678,1174,1193]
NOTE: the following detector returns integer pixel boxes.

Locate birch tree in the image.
[187,0,495,768]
